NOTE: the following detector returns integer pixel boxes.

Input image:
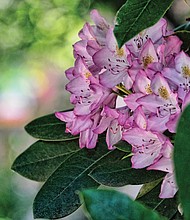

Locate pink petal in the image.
[123,127,158,146]
[106,119,122,150]
[133,70,152,94]
[159,173,178,198]
[147,157,173,173]
[124,93,144,111]
[55,111,74,123]
[151,72,171,96]
[137,94,164,113]
[78,23,94,40]
[80,129,98,149]
[162,67,183,86]
[140,39,158,68]
[133,106,147,130]
[175,51,190,73]
[100,69,126,88]
[147,114,169,132]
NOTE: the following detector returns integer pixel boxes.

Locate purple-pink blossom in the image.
[55,9,188,199]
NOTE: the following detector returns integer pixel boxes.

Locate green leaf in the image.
[137,183,179,219]
[11,140,80,182]
[80,189,166,220]
[136,178,162,199]
[25,111,77,141]
[90,158,165,187]
[33,142,125,219]
[174,30,190,56]
[171,211,183,220]
[174,22,190,32]
[114,0,174,48]
[174,104,190,220]
[115,140,132,152]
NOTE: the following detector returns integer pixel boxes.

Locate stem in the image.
[122,152,133,159]
[115,84,132,95]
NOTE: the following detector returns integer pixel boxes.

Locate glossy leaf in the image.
[80,189,166,220]
[137,183,179,219]
[33,142,125,219]
[12,140,80,182]
[174,104,190,220]
[90,158,165,187]
[25,111,77,141]
[114,0,174,48]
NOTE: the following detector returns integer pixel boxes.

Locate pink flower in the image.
[163,51,190,101]
[123,127,165,168]
[55,11,188,200]
[93,28,131,88]
[127,18,167,55]
[138,72,180,131]
[148,141,178,198]
[94,106,130,149]
[55,111,93,136]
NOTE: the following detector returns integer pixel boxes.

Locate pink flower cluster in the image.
[56,10,190,198]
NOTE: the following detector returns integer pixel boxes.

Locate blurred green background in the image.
[0,0,189,219]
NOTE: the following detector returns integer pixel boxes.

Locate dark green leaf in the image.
[90,158,165,187]
[25,111,77,141]
[33,142,125,219]
[171,211,183,220]
[80,189,166,220]
[115,140,132,152]
[174,104,190,220]
[174,22,190,32]
[114,0,174,48]
[137,183,179,219]
[174,30,190,56]
[11,140,80,182]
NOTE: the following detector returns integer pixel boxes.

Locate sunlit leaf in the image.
[136,178,162,199]
[114,0,174,48]
[12,140,80,182]
[80,189,166,220]
[174,104,190,220]
[33,142,125,219]
[25,111,77,141]
[90,158,165,187]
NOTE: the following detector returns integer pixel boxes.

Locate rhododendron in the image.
[54,9,188,201]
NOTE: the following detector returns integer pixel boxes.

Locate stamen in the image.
[116,46,124,57]
[145,84,153,94]
[84,72,92,78]
[115,84,132,95]
[143,55,154,68]
[182,65,190,77]
[158,86,169,100]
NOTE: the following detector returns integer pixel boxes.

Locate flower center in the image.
[158,86,169,99]
[116,46,124,57]
[182,65,190,77]
[84,72,92,79]
[145,84,153,94]
[143,55,154,68]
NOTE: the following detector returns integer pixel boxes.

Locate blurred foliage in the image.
[0,0,126,73]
